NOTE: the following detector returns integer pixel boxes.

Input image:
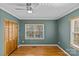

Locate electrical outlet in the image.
[22,40,24,43]
[58,42,60,44]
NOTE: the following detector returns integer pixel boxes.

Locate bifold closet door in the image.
[8,21,14,53]
[4,20,18,56]
[4,21,13,55]
[4,21,10,55]
[13,23,18,50]
[13,23,15,50]
[15,23,18,48]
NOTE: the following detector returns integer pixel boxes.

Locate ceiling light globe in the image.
[27,10,32,13]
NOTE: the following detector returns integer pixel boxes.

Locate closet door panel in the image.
[11,22,14,51]
[15,23,18,48]
[13,23,16,49]
[13,23,18,49]
[4,21,10,55]
[8,21,13,53]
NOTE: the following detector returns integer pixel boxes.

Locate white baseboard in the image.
[57,45,71,56]
[18,44,58,47]
[18,44,70,56]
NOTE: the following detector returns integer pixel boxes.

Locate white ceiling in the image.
[0,3,79,20]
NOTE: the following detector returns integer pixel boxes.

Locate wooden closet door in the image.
[11,22,18,51]
[13,23,16,50]
[8,21,14,53]
[4,20,18,56]
[15,23,18,48]
[13,23,18,49]
[4,21,10,55]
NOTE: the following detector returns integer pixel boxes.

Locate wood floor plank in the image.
[10,46,68,56]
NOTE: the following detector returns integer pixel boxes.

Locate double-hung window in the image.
[71,17,79,50]
[25,24,44,40]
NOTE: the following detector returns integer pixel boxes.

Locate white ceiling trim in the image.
[54,4,79,20]
[0,7,20,19]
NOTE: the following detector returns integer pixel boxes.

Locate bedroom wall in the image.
[0,9,19,56]
[19,20,58,44]
[58,8,79,56]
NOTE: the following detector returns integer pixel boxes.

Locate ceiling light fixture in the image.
[15,3,39,14]
[26,3,33,13]
[27,10,32,13]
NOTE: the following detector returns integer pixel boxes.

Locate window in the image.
[71,17,79,50]
[25,24,44,39]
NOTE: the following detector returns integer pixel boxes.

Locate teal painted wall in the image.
[0,9,19,56]
[0,12,4,56]
[19,20,58,44]
[58,8,79,56]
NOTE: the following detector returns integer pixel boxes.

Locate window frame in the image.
[71,17,79,50]
[25,24,44,40]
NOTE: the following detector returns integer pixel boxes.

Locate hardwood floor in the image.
[10,46,68,56]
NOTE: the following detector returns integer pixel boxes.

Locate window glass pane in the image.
[74,34,79,46]
[74,20,79,33]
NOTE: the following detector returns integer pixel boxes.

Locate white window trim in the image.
[25,24,44,40]
[70,18,79,49]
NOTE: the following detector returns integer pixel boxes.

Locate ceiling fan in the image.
[15,3,39,13]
